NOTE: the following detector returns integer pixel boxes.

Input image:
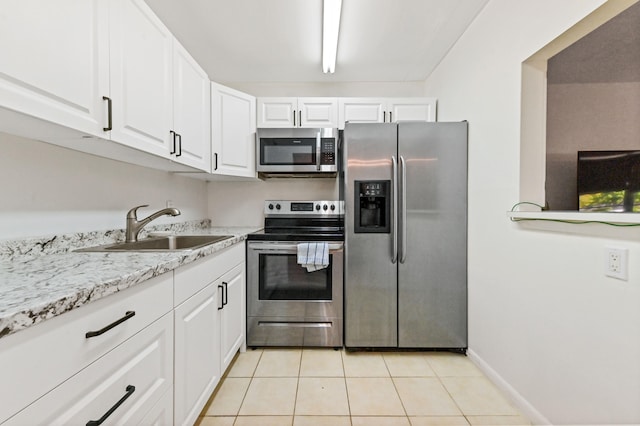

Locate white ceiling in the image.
[144,0,489,84]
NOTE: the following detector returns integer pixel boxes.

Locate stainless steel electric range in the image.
[246,200,344,347]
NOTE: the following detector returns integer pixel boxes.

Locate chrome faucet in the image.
[125,204,181,242]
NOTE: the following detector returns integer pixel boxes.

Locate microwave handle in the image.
[316,131,321,171]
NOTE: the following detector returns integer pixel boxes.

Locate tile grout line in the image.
[382,352,411,423]
[423,354,471,425]
[339,349,355,426]
[233,349,263,424]
[291,348,303,425]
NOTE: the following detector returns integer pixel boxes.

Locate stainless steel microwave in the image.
[256,128,339,177]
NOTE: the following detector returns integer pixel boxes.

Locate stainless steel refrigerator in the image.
[343,121,467,349]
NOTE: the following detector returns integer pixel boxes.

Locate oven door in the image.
[247,241,343,319]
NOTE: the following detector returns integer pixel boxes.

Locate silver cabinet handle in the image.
[391,156,398,264]
[399,155,407,263]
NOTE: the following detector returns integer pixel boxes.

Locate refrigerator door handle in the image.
[392,155,398,263]
[399,155,407,263]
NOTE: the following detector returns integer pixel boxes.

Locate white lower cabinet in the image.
[173,243,246,426]
[140,387,174,425]
[174,283,221,426]
[0,274,173,424]
[0,243,246,426]
[219,263,245,372]
[5,313,173,425]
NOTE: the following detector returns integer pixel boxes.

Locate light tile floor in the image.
[196,349,531,426]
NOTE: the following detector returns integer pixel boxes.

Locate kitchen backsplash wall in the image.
[207,178,338,226]
[0,132,209,240]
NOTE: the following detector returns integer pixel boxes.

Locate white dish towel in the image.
[297,242,329,272]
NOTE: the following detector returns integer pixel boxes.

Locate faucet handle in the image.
[126,204,149,219]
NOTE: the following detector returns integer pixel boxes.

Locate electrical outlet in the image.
[166,200,174,208]
[605,246,628,280]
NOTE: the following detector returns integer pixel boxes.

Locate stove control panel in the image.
[265,200,344,216]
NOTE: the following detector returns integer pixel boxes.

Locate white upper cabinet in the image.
[339,97,437,128]
[338,98,387,127]
[0,0,110,137]
[257,97,338,128]
[211,83,257,178]
[387,98,437,122]
[110,0,211,172]
[173,40,211,172]
[109,0,173,158]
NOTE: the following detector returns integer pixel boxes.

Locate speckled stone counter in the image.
[0,222,261,339]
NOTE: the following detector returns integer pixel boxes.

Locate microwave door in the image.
[258,137,318,173]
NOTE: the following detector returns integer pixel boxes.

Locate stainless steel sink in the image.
[77,235,233,252]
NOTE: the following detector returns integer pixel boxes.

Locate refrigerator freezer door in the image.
[344,123,398,347]
[397,122,468,348]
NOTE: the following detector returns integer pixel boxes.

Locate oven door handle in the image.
[249,242,344,251]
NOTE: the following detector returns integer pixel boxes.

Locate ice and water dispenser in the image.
[354,180,391,233]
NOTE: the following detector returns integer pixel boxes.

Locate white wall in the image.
[224,81,427,98]
[0,132,208,240]
[424,1,640,424]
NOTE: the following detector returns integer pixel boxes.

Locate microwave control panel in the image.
[320,138,336,165]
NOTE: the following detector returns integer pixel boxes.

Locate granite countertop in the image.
[0,222,261,340]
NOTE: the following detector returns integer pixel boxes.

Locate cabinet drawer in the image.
[5,312,173,425]
[174,242,244,306]
[0,273,173,423]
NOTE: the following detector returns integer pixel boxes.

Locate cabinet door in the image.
[0,0,109,137]
[174,283,221,426]
[172,40,211,172]
[219,263,246,372]
[298,97,339,128]
[338,98,386,129]
[387,98,437,122]
[211,83,257,178]
[256,97,297,128]
[109,0,173,157]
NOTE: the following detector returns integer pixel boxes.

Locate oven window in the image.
[259,253,332,300]
[261,138,316,165]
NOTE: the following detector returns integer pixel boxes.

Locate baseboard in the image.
[467,349,552,425]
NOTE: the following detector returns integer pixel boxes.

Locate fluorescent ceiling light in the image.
[322,0,342,73]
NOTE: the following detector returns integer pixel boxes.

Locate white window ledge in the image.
[507,211,640,240]
[507,211,640,225]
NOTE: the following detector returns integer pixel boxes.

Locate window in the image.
[520,1,639,213]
